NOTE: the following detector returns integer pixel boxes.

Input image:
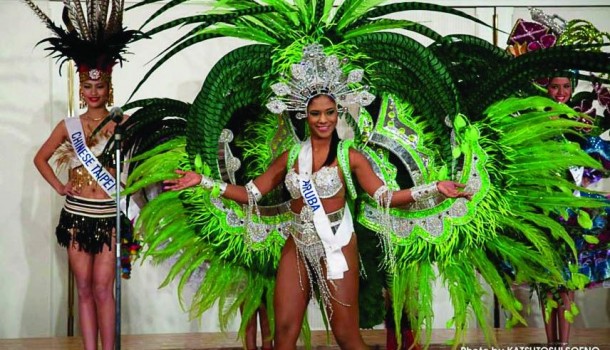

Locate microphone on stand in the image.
[108,106,124,124]
[111,105,124,350]
[88,107,125,139]
[108,106,124,120]
[111,107,125,142]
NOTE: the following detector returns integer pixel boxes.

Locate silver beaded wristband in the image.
[373,185,392,207]
[245,180,263,202]
[217,182,228,196]
[200,175,228,196]
[410,182,439,201]
[199,175,215,189]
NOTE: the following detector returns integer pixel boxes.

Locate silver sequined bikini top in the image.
[285,166,343,199]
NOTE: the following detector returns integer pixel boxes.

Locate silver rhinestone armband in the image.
[200,175,215,189]
[373,185,392,208]
[218,182,228,196]
[411,182,438,201]
[200,175,228,197]
[245,180,263,202]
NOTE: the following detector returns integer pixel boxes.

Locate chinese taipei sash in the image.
[298,139,354,280]
[65,117,118,197]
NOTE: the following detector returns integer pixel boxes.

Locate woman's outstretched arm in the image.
[164,151,289,204]
[349,149,470,206]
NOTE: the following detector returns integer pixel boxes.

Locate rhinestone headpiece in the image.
[266,44,375,119]
[78,68,112,83]
[529,7,567,35]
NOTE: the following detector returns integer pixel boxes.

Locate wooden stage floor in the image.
[1,328,608,349]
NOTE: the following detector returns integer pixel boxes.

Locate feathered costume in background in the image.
[498,9,610,324]
[115,1,610,347]
[24,0,142,277]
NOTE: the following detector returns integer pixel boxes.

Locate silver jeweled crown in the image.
[266,43,375,119]
[529,7,567,35]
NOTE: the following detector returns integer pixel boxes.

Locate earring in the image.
[107,85,114,107]
[79,92,86,109]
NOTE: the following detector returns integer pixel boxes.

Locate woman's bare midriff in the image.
[290,193,345,214]
[69,167,117,199]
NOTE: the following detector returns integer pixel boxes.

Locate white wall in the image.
[0,0,608,339]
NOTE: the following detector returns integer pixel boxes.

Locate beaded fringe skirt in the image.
[56,195,128,254]
[290,207,348,316]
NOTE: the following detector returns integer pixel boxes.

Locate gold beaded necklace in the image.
[83,114,105,121]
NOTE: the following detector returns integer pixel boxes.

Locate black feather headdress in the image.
[24,0,140,82]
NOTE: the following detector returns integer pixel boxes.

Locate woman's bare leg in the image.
[241,304,258,349]
[558,290,574,345]
[68,246,97,350]
[274,237,310,350]
[542,292,558,343]
[326,235,368,350]
[259,305,273,349]
[92,240,116,350]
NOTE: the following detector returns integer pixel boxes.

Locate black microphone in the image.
[108,106,124,123]
[88,106,124,138]
[111,107,125,142]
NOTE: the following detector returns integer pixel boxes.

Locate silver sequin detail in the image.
[347,69,364,83]
[529,7,566,35]
[209,197,291,244]
[285,166,343,200]
[362,153,482,240]
[372,185,395,269]
[217,129,241,185]
[411,183,439,202]
[265,44,374,116]
[365,97,429,185]
[271,82,291,96]
[266,99,287,114]
[290,207,349,317]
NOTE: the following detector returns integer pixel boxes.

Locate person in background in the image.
[242,304,273,350]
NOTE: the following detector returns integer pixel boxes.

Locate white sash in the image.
[65,117,117,197]
[569,166,584,197]
[298,139,354,280]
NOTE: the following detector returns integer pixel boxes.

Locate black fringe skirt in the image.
[56,196,140,278]
[56,196,127,254]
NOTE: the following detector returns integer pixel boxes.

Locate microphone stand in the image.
[112,115,124,350]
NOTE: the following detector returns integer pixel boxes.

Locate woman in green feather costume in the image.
[162,50,469,347]
[116,1,610,348]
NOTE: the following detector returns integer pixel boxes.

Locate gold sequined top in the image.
[54,127,113,193]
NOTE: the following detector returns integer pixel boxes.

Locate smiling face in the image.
[547,77,573,104]
[80,79,110,109]
[306,94,338,140]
